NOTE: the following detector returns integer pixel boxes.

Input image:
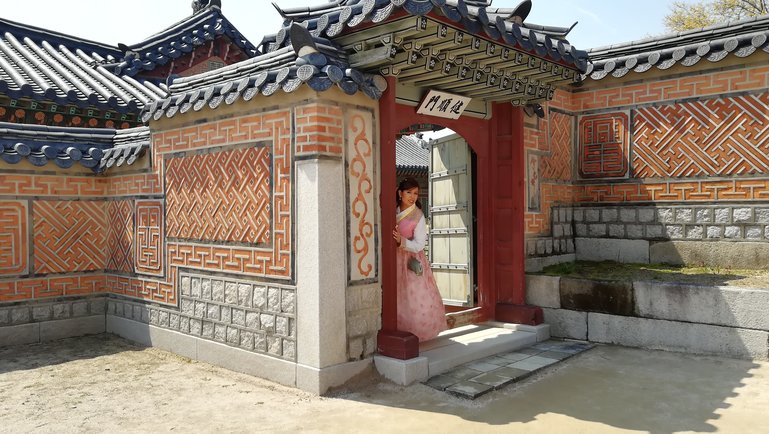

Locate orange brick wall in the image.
[0,96,352,305]
[528,64,769,239]
[1,100,353,305]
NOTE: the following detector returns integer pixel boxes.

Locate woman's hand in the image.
[392,226,402,247]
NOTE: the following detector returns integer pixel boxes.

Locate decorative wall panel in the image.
[106,201,134,273]
[633,94,769,178]
[155,110,293,280]
[0,201,28,276]
[527,152,540,212]
[346,109,377,282]
[166,146,272,244]
[542,111,573,181]
[33,201,107,274]
[136,200,164,276]
[579,113,629,179]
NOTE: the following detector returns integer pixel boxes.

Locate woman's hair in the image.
[396,177,423,209]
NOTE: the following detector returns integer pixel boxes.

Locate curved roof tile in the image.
[0,121,149,172]
[114,6,260,77]
[585,15,769,81]
[267,0,589,73]
[142,23,385,122]
[396,135,429,170]
[0,17,167,112]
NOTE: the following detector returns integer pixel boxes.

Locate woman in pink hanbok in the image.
[392,178,448,342]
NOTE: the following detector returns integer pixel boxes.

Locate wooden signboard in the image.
[417,90,471,120]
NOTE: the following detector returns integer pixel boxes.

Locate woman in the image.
[392,177,448,342]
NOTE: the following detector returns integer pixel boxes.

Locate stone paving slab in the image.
[423,339,594,399]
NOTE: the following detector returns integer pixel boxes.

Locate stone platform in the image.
[424,339,594,399]
[374,322,550,386]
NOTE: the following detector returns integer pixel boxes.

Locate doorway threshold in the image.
[374,322,550,386]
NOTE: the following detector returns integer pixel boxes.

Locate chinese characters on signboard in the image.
[416,90,471,120]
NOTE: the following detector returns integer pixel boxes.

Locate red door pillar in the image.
[491,103,543,325]
[377,76,419,359]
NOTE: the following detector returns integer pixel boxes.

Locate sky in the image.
[1,0,700,51]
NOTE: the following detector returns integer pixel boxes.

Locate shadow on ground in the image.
[335,345,763,434]
[0,334,142,375]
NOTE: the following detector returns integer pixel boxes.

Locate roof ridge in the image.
[125,6,221,49]
[0,16,119,55]
[588,13,769,55]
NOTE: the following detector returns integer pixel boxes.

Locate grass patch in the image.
[538,261,769,288]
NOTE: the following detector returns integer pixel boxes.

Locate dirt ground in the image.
[2,335,769,433]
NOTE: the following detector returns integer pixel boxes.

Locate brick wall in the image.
[527,62,769,268]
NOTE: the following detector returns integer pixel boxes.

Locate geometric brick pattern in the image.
[525,183,575,235]
[346,109,376,281]
[579,112,629,179]
[0,275,108,302]
[634,94,769,178]
[166,146,271,244]
[106,272,175,305]
[570,65,769,112]
[574,179,769,203]
[0,201,28,276]
[0,175,107,197]
[542,111,573,181]
[33,201,107,274]
[106,201,134,273]
[136,200,164,276]
[153,110,292,281]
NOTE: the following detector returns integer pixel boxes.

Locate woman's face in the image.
[400,187,419,208]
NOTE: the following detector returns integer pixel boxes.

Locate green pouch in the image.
[407,256,423,276]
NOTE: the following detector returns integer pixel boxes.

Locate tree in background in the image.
[665,0,768,31]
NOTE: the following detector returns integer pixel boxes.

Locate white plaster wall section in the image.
[296,158,348,372]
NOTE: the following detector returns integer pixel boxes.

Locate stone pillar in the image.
[294,102,365,394]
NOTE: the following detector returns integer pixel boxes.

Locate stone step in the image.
[424,339,595,399]
[420,324,543,377]
[374,322,550,386]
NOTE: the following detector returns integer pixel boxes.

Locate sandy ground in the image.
[2,335,768,434]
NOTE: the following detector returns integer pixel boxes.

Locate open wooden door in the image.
[428,134,474,307]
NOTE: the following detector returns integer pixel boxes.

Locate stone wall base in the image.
[544,308,769,360]
[106,315,372,394]
[528,274,769,360]
[0,315,105,347]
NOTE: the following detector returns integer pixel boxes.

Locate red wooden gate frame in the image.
[377,77,542,359]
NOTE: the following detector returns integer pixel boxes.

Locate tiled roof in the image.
[585,15,769,81]
[142,23,385,122]
[0,17,167,113]
[114,6,259,77]
[268,0,589,73]
[396,135,429,170]
[0,121,149,172]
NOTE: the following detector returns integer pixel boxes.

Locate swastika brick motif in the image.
[542,111,573,181]
[33,201,107,274]
[579,113,629,179]
[136,200,164,276]
[106,201,134,272]
[0,201,28,276]
[633,94,769,178]
[166,146,272,244]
